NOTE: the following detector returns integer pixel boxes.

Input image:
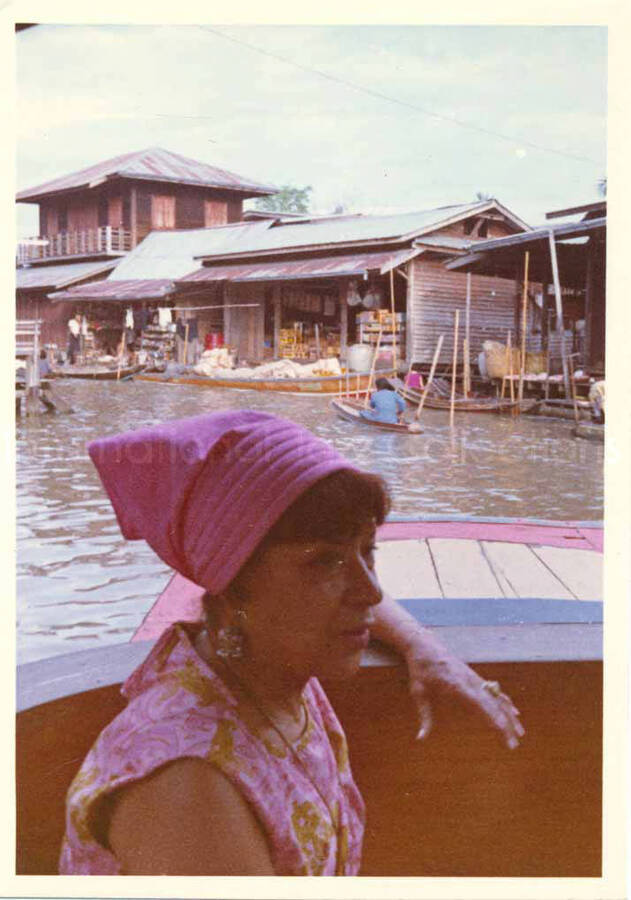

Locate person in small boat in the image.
[362,377,406,424]
[60,411,523,876]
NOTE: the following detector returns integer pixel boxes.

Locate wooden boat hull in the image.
[16,516,604,877]
[51,364,146,381]
[331,398,423,433]
[137,369,395,395]
[573,421,605,442]
[391,378,537,413]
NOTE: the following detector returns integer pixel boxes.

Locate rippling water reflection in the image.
[17,380,603,663]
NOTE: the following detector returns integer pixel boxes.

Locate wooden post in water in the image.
[449,310,459,427]
[415,335,444,422]
[364,327,383,408]
[518,251,530,406]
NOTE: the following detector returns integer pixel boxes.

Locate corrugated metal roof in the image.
[15,259,118,290]
[49,279,175,303]
[180,248,420,284]
[17,147,277,201]
[109,221,275,281]
[194,201,531,260]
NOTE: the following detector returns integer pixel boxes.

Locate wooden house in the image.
[176,199,533,367]
[447,200,606,390]
[16,148,276,350]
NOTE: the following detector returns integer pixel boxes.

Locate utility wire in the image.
[198,25,602,167]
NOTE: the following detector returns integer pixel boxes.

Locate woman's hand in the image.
[404,643,525,749]
[370,592,525,749]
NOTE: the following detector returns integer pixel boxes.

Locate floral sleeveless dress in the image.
[59,623,365,875]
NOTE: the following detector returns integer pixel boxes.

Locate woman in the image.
[362,376,406,424]
[60,410,523,876]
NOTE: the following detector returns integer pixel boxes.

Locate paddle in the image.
[413,334,445,423]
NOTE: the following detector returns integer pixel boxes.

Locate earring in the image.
[216,625,245,660]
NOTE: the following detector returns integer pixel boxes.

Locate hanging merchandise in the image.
[346,279,363,307]
[125,308,134,329]
[363,286,384,310]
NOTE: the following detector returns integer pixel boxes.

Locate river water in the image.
[16,380,603,664]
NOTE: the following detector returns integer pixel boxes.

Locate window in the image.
[151,195,176,229]
[205,199,228,227]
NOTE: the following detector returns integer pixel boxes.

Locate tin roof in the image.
[179,248,421,284]
[109,221,275,281]
[17,147,277,202]
[49,278,175,303]
[194,200,530,261]
[15,259,118,291]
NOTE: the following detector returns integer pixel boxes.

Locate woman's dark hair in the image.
[202,469,390,625]
[375,377,394,391]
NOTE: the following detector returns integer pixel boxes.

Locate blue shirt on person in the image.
[363,388,406,424]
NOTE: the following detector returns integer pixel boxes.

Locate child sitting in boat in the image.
[362,377,406,424]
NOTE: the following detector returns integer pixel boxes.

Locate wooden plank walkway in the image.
[376,538,602,602]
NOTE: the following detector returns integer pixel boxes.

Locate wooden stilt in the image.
[465,272,471,396]
[507,331,515,403]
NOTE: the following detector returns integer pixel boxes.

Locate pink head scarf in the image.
[88,410,356,594]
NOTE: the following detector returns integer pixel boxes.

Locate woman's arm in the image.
[371,592,524,749]
[108,758,275,875]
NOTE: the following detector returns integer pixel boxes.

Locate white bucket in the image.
[347,343,373,372]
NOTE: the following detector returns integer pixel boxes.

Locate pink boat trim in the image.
[132,518,603,643]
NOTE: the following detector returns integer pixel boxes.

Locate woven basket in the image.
[483,341,547,378]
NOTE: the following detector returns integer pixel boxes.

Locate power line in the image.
[198,25,602,168]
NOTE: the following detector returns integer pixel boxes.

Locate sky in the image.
[15,24,607,237]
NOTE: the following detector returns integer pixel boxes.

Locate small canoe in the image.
[390,378,537,414]
[51,364,146,381]
[572,421,605,442]
[137,368,395,396]
[331,398,423,433]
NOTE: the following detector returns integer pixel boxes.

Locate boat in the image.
[16,515,604,877]
[572,421,605,442]
[51,363,147,381]
[331,397,423,433]
[137,368,394,396]
[390,377,538,413]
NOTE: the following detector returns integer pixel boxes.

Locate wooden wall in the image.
[224,284,265,362]
[408,257,520,365]
[16,293,74,351]
[33,183,245,250]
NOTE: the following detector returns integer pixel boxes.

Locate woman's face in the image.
[234,521,382,683]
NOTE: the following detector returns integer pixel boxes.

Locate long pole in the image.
[314,322,321,359]
[548,229,571,398]
[518,251,530,405]
[465,272,471,396]
[568,353,580,424]
[449,310,460,427]
[183,322,190,367]
[507,330,515,403]
[390,268,397,376]
[364,326,383,408]
[415,335,444,421]
[117,322,126,381]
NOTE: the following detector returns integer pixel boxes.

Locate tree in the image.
[475,191,492,201]
[255,185,313,215]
